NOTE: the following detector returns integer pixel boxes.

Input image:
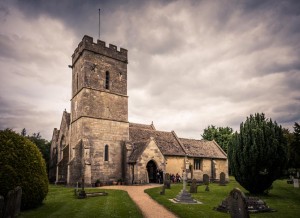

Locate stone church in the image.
[49,35,228,185]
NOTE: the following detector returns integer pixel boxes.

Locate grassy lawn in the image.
[145,177,300,218]
[19,185,143,218]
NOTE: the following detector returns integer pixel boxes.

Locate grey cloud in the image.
[1,0,299,141]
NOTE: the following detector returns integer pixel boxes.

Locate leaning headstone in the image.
[0,195,4,218]
[203,174,209,185]
[164,173,171,189]
[293,179,299,188]
[220,172,226,186]
[14,186,22,217]
[190,179,198,193]
[228,188,249,218]
[3,189,15,218]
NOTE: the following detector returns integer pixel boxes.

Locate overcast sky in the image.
[0,0,299,140]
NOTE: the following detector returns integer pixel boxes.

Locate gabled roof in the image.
[129,122,227,159]
[128,141,149,163]
[129,125,186,156]
[179,138,227,159]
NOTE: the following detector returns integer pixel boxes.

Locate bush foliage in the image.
[228,113,288,194]
[0,129,48,210]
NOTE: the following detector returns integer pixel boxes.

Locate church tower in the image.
[68,35,129,185]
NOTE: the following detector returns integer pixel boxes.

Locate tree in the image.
[21,128,27,136]
[28,132,51,173]
[228,113,288,194]
[289,122,300,168]
[0,129,48,209]
[202,125,233,153]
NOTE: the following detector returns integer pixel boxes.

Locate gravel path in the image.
[101,184,178,218]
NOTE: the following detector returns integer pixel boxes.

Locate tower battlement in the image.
[72,35,128,65]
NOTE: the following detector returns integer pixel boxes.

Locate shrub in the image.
[0,129,48,210]
[228,113,288,194]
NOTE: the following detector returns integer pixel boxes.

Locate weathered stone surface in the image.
[220,172,226,186]
[190,179,198,193]
[203,174,209,185]
[164,173,171,189]
[3,190,15,218]
[14,186,22,217]
[228,188,249,218]
[214,188,275,214]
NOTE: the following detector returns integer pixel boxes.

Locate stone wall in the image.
[69,117,129,185]
[165,156,185,175]
[71,89,128,123]
[130,139,165,183]
[72,38,127,98]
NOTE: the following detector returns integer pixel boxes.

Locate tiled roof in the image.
[179,138,227,159]
[129,122,227,159]
[129,125,186,156]
[128,141,148,163]
[129,122,155,130]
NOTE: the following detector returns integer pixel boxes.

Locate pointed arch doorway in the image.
[146,160,157,183]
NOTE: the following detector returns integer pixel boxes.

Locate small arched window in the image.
[105,71,110,89]
[104,144,109,161]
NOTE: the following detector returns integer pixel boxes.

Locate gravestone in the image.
[190,179,198,193]
[78,177,87,199]
[228,188,249,218]
[160,185,165,195]
[220,172,226,186]
[14,186,22,217]
[3,189,15,218]
[205,184,210,192]
[203,174,209,185]
[0,195,4,218]
[173,170,198,203]
[293,179,299,188]
[164,173,171,189]
[214,189,276,214]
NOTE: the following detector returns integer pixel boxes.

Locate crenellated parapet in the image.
[72,35,128,65]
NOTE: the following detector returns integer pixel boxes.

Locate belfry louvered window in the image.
[104,144,109,161]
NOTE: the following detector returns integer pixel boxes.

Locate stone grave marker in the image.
[0,195,4,218]
[203,174,209,185]
[220,172,226,186]
[3,189,15,218]
[14,186,22,217]
[160,185,165,195]
[164,173,171,189]
[293,179,299,188]
[190,179,198,193]
[228,188,249,218]
[205,184,210,191]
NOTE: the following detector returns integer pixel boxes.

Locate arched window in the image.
[105,71,110,89]
[104,144,109,161]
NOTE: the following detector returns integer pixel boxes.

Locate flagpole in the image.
[98,8,100,39]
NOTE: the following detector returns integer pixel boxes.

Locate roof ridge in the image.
[171,130,188,155]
